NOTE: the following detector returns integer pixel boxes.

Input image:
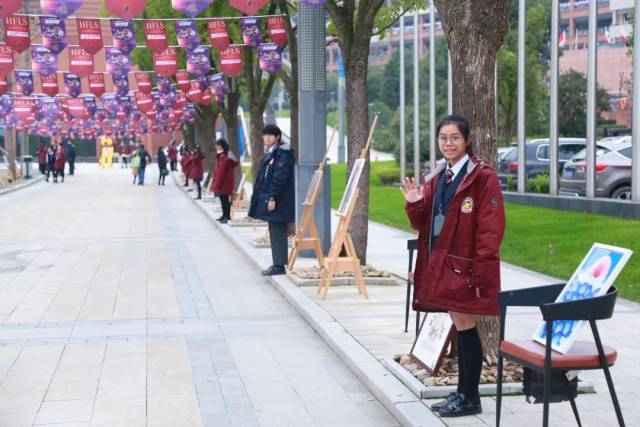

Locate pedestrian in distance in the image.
[54,143,66,183]
[211,138,238,223]
[131,149,140,184]
[37,143,47,175]
[181,147,192,188]
[402,115,505,418]
[137,143,152,186]
[157,146,168,186]
[45,145,56,182]
[248,124,295,276]
[190,146,205,199]
[67,141,76,176]
[168,141,178,171]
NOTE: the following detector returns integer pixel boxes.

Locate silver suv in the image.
[559,137,633,200]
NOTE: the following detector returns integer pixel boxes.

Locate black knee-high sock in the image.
[459,327,483,400]
[456,330,466,394]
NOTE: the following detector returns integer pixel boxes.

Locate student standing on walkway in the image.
[402,115,505,418]
[211,138,238,223]
[45,145,56,182]
[137,144,152,185]
[190,146,205,199]
[168,141,178,171]
[181,148,192,187]
[36,143,47,175]
[131,149,140,184]
[249,124,295,276]
[54,143,66,183]
[157,146,168,186]
[67,141,76,176]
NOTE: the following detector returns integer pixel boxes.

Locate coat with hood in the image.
[211,151,238,196]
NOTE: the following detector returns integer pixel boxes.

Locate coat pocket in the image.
[435,254,474,302]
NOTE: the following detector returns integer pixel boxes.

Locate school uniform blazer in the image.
[189,154,205,180]
[405,156,506,315]
[211,152,238,196]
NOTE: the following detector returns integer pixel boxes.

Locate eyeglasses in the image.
[437,135,464,145]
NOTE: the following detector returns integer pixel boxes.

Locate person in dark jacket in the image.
[248,124,295,276]
[157,146,168,186]
[54,144,66,183]
[137,144,152,185]
[211,138,238,223]
[67,141,76,175]
[45,145,56,182]
[190,146,205,199]
[403,115,505,418]
[168,141,178,171]
[37,143,47,175]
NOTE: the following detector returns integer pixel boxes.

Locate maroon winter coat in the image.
[405,156,506,315]
[211,152,238,196]
[189,153,204,180]
[37,146,47,164]
[54,147,66,170]
[181,153,192,176]
[168,146,178,161]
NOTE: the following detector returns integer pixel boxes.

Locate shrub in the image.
[527,173,549,194]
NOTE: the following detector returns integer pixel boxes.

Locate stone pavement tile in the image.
[50,363,103,383]
[90,400,146,425]
[0,390,45,415]
[356,401,402,427]
[45,380,98,401]
[0,412,39,427]
[0,345,22,366]
[147,394,203,427]
[59,343,106,366]
[34,399,94,424]
[10,344,64,373]
[0,371,52,395]
[244,380,300,404]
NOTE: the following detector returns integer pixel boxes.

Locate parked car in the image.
[559,140,633,200]
[497,138,587,189]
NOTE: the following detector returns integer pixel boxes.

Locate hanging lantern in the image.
[40,0,83,19]
[4,16,30,54]
[104,0,147,21]
[0,44,14,76]
[171,0,212,18]
[228,0,268,16]
[143,20,169,54]
[68,47,94,78]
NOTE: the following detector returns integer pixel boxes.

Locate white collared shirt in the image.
[446,153,469,182]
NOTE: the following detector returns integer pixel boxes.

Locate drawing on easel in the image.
[304,170,324,205]
[410,313,453,373]
[337,158,365,216]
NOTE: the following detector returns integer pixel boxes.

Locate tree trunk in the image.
[434,0,511,361]
[249,101,265,180]
[345,46,372,265]
[5,128,17,182]
[195,106,218,187]
[221,79,242,185]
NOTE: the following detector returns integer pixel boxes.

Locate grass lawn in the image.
[330,161,640,302]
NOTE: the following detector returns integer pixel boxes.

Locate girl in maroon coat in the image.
[181,149,192,187]
[402,115,505,418]
[54,144,66,183]
[189,146,205,199]
[211,139,238,223]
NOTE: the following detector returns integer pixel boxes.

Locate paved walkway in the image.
[0,164,398,427]
[223,184,640,426]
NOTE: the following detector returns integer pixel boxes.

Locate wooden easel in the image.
[287,129,337,270]
[317,115,379,300]
[230,173,249,219]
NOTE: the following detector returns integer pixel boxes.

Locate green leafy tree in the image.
[558,70,610,137]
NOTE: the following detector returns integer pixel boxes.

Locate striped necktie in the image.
[445,168,454,185]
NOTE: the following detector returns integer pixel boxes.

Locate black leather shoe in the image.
[430,392,461,411]
[438,394,482,417]
[219,218,228,224]
[216,216,224,221]
[261,265,286,276]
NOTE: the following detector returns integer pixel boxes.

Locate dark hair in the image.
[262,124,282,141]
[157,146,164,155]
[215,138,229,155]
[436,114,473,155]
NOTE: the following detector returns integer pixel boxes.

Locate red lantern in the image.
[0,44,14,76]
[200,90,211,106]
[187,80,202,103]
[104,0,147,21]
[67,97,87,119]
[76,18,103,55]
[0,0,22,20]
[12,98,35,121]
[218,46,243,77]
[135,91,154,113]
[267,16,288,49]
[228,0,268,16]
[0,75,7,95]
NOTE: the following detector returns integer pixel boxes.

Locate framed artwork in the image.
[533,243,633,354]
[410,312,453,374]
[337,158,365,216]
[304,170,323,205]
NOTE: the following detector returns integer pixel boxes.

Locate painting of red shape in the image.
[228,0,268,16]
[104,0,147,21]
[0,0,22,20]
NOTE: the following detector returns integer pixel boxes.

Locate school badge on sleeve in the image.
[461,197,474,213]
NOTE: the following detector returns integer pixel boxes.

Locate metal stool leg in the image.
[591,320,626,427]
[404,280,411,333]
[568,395,582,427]
[496,353,504,427]
[415,311,421,336]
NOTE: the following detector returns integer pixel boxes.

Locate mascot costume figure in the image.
[99,135,115,168]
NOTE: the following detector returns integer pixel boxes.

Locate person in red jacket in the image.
[54,143,66,183]
[36,143,47,175]
[211,139,238,223]
[402,115,505,418]
[189,146,205,199]
[168,141,178,171]
[181,148,192,187]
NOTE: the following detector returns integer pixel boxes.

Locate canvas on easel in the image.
[230,173,248,219]
[288,129,337,270]
[316,115,379,300]
[410,312,454,374]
